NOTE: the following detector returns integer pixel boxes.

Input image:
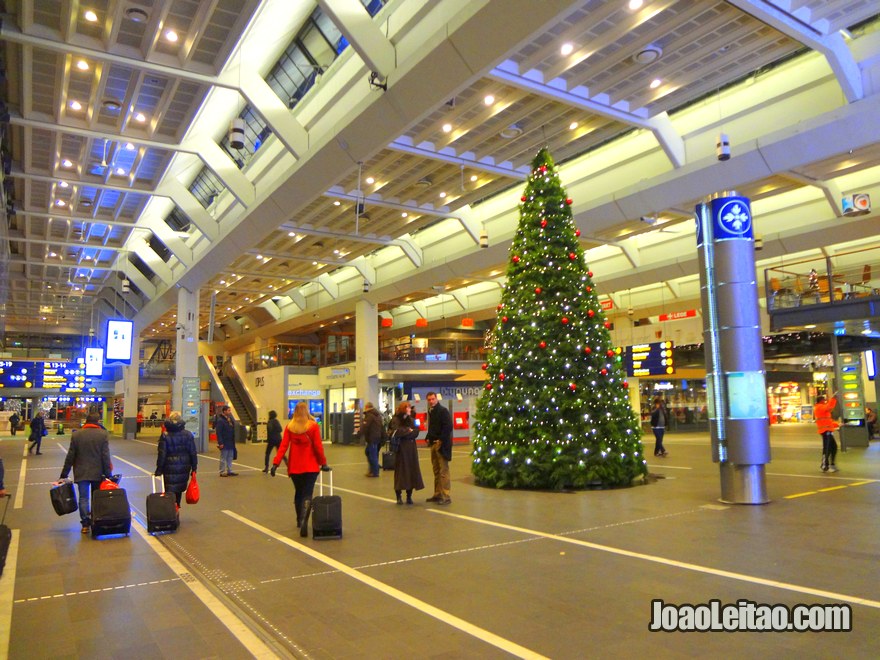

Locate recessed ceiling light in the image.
[84,10,98,22]
[500,123,523,139]
[569,121,578,130]
[365,176,375,184]
[439,191,447,198]
[59,181,69,188]
[164,30,178,43]
[401,212,408,218]
[288,231,296,237]
[442,123,452,133]
[628,0,644,10]
[69,100,82,111]
[124,142,135,150]
[483,95,495,105]
[256,254,263,260]
[560,43,574,56]
[61,159,73,168]
[76,60,89,71]
[333,200,341,206]
[634,44,663,64]
[115,167,126,175]
[101,99,122,113]
[649,78,662,89]
[804,324,816,329]
[55,200,66,207]
[124,7,149,22]
[470,174,478,182]
[134,112,146,122]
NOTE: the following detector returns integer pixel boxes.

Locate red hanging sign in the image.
[658,309,696,322]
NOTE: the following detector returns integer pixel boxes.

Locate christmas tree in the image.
[472,148,647,490]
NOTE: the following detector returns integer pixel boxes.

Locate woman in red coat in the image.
[271,401,329,534]
[814,392,839,472]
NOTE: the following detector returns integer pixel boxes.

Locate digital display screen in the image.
[309,399,324,416]
[106,319,134,364]
[84,348,104,376]
[625,341,675,377]
[0,361,90,391]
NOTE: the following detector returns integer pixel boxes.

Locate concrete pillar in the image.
[173,287,200,412]
[355,298,379,408]
[122,335,141,439]
[696,192,770,504]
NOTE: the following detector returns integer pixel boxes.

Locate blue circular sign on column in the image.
[710,195,752,240]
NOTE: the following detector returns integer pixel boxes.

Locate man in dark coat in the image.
[155,411,198,506]
[28,411,47,454]
[59,412,112,533]
[358,402,385,477]
[8,412,20,437]
[215,406,237,476]
[263,410,283,473]
[424,392,453,505]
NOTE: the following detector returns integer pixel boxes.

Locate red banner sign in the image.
[600,299,613,311]
[659,309,696,322]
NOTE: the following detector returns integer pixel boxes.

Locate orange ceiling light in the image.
[415,318,428,328]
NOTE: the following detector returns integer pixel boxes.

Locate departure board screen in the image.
[625,341,675,377]
[0,361,89,391]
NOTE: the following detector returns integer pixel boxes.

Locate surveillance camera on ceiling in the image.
[479,229,489,248]
[363,280,371,293]
[716,133,731,161]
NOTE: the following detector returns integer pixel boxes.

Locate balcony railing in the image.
[765,246,880,311]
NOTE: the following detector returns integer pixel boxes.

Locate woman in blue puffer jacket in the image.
[155,411,198,507]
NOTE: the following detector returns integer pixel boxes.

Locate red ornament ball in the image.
[485,383,492,390]
[534,287,542,294]
[623,381,629,389]
[604,321,612,329]
[600,368,608,376]
[561,317,569,325]
[499,373,505,381]
[588,270,593,277]
[502,316,509,323]
[497,304,503,311]
[539,165,547,173]
[569,382,577,391]
[584,347,592,354]
[585,286,592,293]
[512,255,520,264]
[521,195,527,202]
[539,341,547,349]
[540,219,547,228]
[569,252,577,260]
[566,198,573,205]
[481,363,488,371]
[575,230,581,237]
[587,309,595,318]
[606,349,614,358]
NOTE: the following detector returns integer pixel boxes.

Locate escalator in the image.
[218,360,256,440]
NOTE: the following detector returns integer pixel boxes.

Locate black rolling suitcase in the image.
[310,469,342,540]
[91,488,131,538]
[50,480,78,515]
[0,495,11,576]
[381,443,396,471]
[146,476,178,534]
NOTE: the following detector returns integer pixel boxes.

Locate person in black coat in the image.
[28,411,47,454]
[263,410,283,473]
[357,402,385,477]
[424,392,453,504]
[59,412,112,533]
[8,412,20,437]
[390,401,424,504]
[155,411,198,507]
[650,398,668,457]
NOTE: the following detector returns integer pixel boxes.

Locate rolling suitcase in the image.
[91,487,131,538]
[381,445,396,470]
[146,476,178,534]
[310,469,342,540]
[50,480,78,516]
[0,495,11,576]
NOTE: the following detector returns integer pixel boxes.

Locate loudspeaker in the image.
[229,118,246,150]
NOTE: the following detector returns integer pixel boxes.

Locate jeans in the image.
[652,427,666,455]
[219,448,234,474]
[77,480,101,527]
[365,443,380,476]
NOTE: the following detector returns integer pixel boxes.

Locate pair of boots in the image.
[395,490,414,505]
[295,499,311,537]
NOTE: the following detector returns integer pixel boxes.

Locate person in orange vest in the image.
[814,391,839,472]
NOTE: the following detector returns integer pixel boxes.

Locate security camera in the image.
[716,133,731,161]
[479,229,489,248]
[88,327,95,337]
[363,280,371,293]
[121,279,130,293]
[368,71,387,91]
[627,307,634,317]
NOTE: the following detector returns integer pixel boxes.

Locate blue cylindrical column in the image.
[696,192,770,504]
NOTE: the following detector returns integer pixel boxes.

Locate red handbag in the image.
[185,472,200,504]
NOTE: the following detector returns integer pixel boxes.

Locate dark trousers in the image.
[28,435,42,453]
[290,472,319,524]
[652,427,666,455]
[264,443,282,469]
[821,431,837,468]
[365,442,380,476]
